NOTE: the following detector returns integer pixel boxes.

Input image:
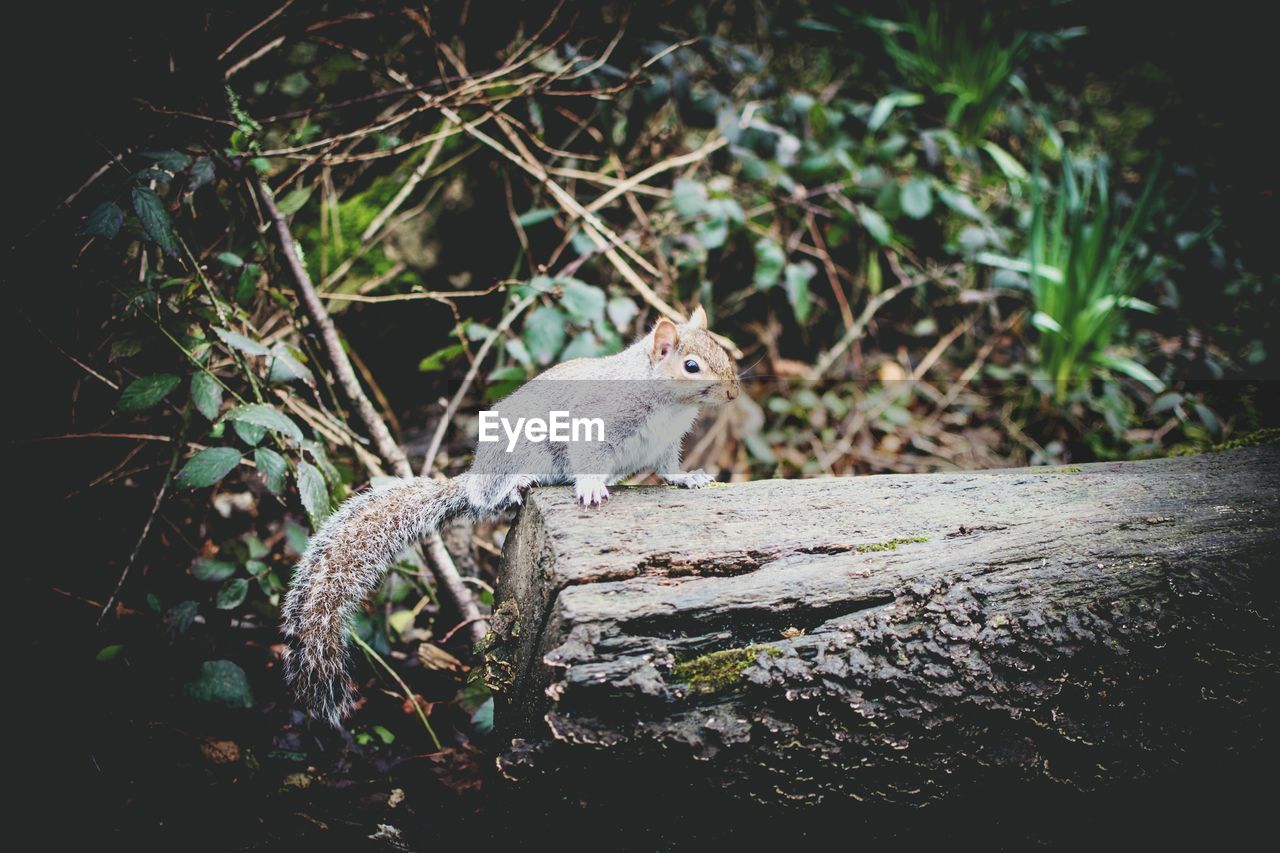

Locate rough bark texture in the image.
[485,447,1279,811]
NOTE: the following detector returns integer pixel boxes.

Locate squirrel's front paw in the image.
[664,469,714,489]
[574,475,610,507]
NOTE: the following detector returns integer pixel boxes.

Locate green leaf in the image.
[561,332,602,360]
[141,150,192,172]
[164,601,199,635]
[1098,354,1165,393]
[190,372,223,421]
[275,186,313,215]
[607,297,639,332]
[177,447,242,488]
[980,141,1029,184]
[235,263,261,306]
[753,238,786,290]
[254,448,288,494]
[296,461,330,526]
[118,373,180,412]
[215,578,249,610]
[695,216,730,250]
[523,306,567,365]
[216,251,243,268]
[191,557,237,582]
[80,202,124,239]
[516,207,557,227]
[867,91,924,133]
[486,366,527,401]
[284,519,310,556]
[900,178,933,220]
[233,420,266,447]
[96,644,124,662]
[470,697,495,734]
[184,660,254,709]
[784,261,816,324]
[213,326,270,356]
[223,403,303,443]
[267,343,313,384]
[672,179,708,217]
[858,205,891,245]
[418,342,465,373]
[131,187,180,257]
[187,156,215,192]
[559,279,606,328]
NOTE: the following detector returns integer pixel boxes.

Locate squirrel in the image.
[282,306,740,725]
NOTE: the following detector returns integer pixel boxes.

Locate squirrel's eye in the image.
[683,359,701,374]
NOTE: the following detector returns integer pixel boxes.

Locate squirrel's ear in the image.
[652,318,680,360]
[687,305,708,330]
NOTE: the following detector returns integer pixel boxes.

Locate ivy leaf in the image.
[190,372,223,421]
[190,558,237,582]
[215,578,249,610]
[559,279,606,328]
[296,461,330,526]
[900,178,933,220]
[275,186,313,215]
[118,373,180,412]
[131,187,180,257]
[784,261,816,324]
[184,660,254,709]
[753,238,786,289]
[523,306,567,365]
[141,150,192,172]
[79,202,124,239]
[177,447,242,488]
[223,403,303,443]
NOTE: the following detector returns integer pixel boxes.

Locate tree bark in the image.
[485,447,1280,811]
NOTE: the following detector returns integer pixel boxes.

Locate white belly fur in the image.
[609,404,699,480]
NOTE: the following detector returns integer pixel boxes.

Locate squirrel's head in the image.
[647,306,740,406]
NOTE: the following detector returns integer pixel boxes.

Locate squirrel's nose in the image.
[727,385,739,400]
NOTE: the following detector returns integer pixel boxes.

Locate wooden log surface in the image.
[484,446,1280,812]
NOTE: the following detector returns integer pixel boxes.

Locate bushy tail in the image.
[282,475,469,726]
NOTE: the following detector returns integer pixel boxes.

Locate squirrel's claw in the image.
[574,476,610,507]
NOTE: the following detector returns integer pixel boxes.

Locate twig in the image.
[585,136,727,212]
[806,275,926,381]
[97,404,193,624]
[420,292,539,473]
[256,178,488,647]
[351,631,442,750]
[359,129,449,242]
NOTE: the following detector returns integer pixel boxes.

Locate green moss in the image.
[854,535,929,553]
[671,645,782,693]
[1039,465,1082,473]
[1208,428,1280,453]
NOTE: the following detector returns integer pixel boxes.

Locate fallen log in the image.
[484,446,1279,819]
